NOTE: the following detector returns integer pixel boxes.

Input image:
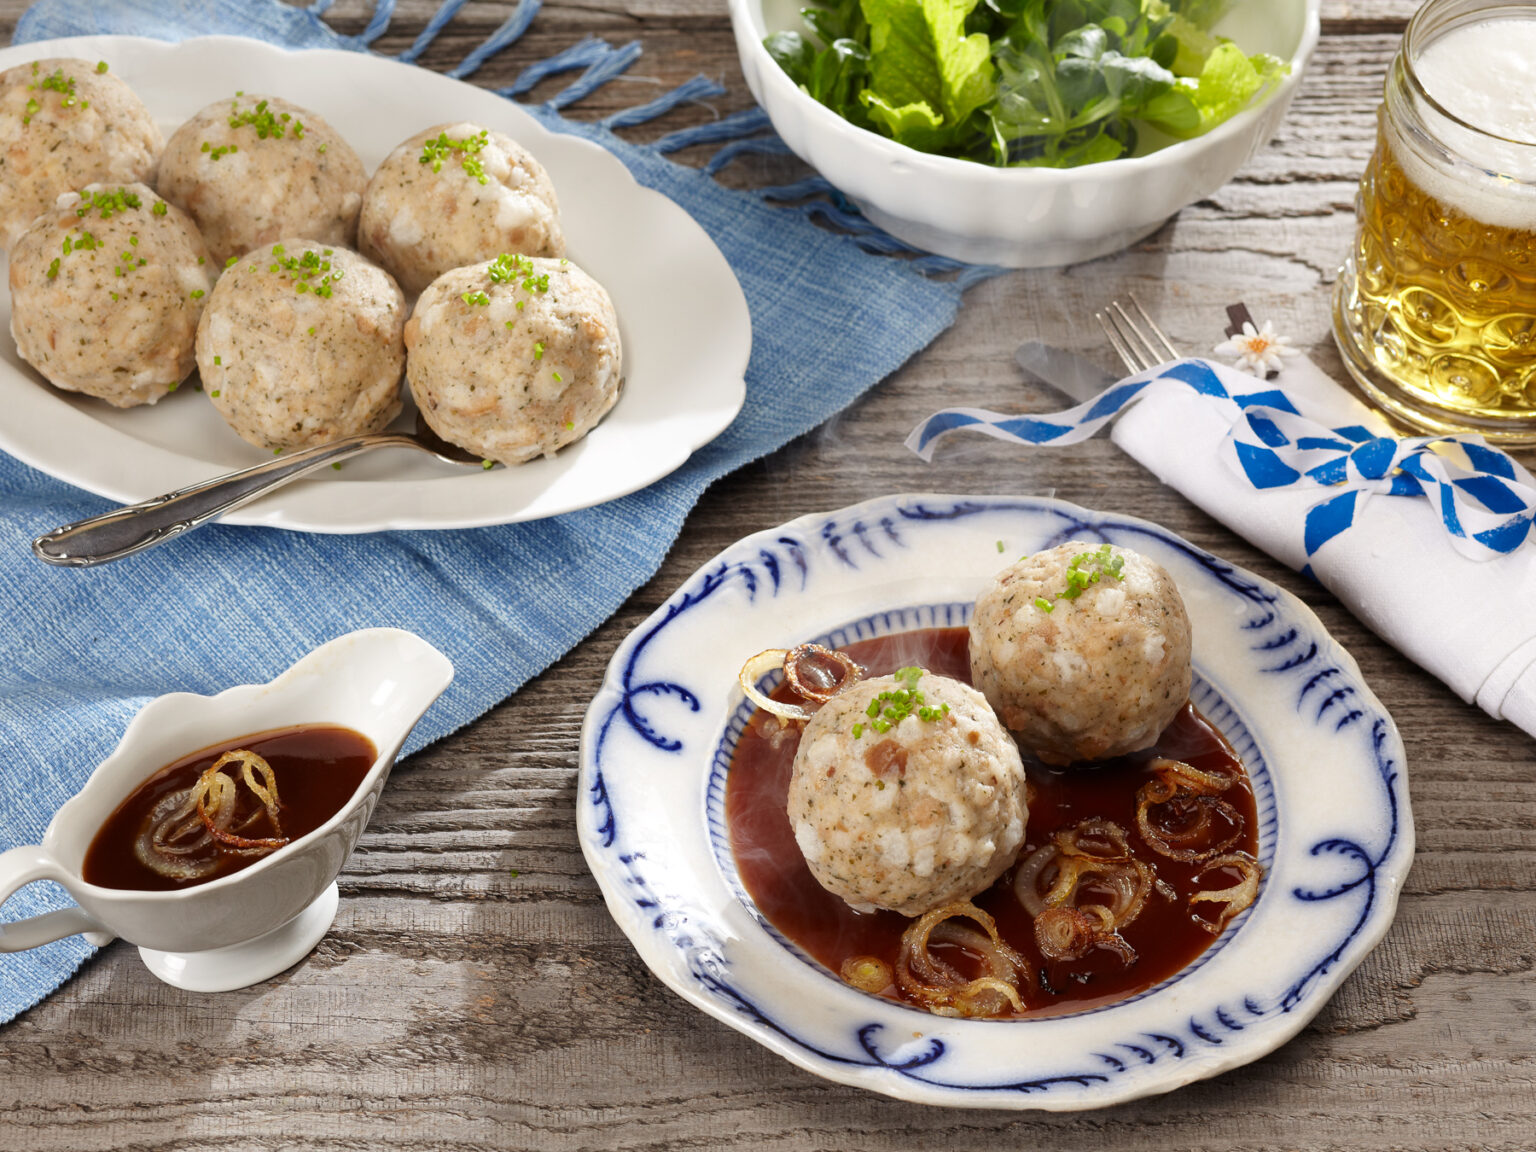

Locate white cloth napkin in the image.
[1113,357,1536,734]
[910,355,1536,738]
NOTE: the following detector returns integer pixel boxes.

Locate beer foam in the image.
[1401,18,1536,227]
[1418,20,1536,143]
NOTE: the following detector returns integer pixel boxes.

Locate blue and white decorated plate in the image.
[577,494,1412,1109]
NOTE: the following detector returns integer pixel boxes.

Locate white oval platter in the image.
[0,35,750,532]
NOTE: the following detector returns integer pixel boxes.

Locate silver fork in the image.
[32,415,488,568]
[1095,294,1181,374]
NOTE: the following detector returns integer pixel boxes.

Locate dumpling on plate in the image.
[158,93,365,266]
[405,253,621,466]
[359,121,564,296]
[786,668,1028,917]
[9,182,213,407]
[969,542,1192,765]
[0,58,163,251]
[196,240,406,452]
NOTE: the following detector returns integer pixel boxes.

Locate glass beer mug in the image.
[1334,0,1536,444]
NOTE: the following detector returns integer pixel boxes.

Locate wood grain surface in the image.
[3,1,1534,1149]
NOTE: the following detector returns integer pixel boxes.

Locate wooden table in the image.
[3,1,1531,1148]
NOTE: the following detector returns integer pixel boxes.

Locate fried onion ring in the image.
[196,750,288,850]
[1189,852,1262,935]
[896,901,1028,1018]
[1034,905,1136,964]
[1136,757,1245,864]
[737,644,864,722]
[1011,818,1151,966]
[840,955,893,994]
[1015,819,1154,929]
[134,788,219,881]
[135,749,290,879]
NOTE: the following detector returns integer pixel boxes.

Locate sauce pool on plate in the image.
[84,724,377,891]
[727,628,1260,1019]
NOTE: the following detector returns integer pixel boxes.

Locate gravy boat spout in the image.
[0,628,453,992]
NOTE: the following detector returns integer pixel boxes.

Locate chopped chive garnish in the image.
[75,187,142,219]
[486,252,531,284]
[419,128,490,183]
[26,68,79,122]
[853,667,946,735]
[1059,544,1124,601]
[228,97,303,140]
[265,244,340,296]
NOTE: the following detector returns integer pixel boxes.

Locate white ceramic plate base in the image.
[0,36,750,533]
[578,494,1414,1109]
[137,880,338,993]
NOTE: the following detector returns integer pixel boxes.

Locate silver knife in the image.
[1014,341,1118,404]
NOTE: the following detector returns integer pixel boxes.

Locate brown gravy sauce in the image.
[726,627,1259,1018]
[84,725,377,891]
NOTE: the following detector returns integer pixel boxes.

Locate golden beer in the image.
[1334,1,1536,443]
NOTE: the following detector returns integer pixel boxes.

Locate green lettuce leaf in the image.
[1182,41,1287,136]
[1160,12,1220,75]
[858,0,996,136]
[764,0,1291,168]
[862,90,950,149]
[1169,0,1230,30]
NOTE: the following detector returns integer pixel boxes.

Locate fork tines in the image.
[1095,294,1181,376]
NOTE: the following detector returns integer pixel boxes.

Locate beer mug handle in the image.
[0,845,114,951]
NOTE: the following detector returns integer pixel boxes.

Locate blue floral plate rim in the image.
[577,494,1413,1109]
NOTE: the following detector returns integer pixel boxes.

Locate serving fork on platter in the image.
[31,416,489,568]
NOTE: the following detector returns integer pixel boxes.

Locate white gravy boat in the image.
[0,628,453,992]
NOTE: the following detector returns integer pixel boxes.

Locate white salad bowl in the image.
[729,0,1320,266]
[0,629,452,992]
[579,494,1412,1108]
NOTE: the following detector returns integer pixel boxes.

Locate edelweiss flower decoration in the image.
[1214,320,1299,377]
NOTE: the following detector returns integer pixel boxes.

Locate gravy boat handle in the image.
[0,845,114,951]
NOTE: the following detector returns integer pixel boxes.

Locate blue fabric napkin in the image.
[0,0,986,1023]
